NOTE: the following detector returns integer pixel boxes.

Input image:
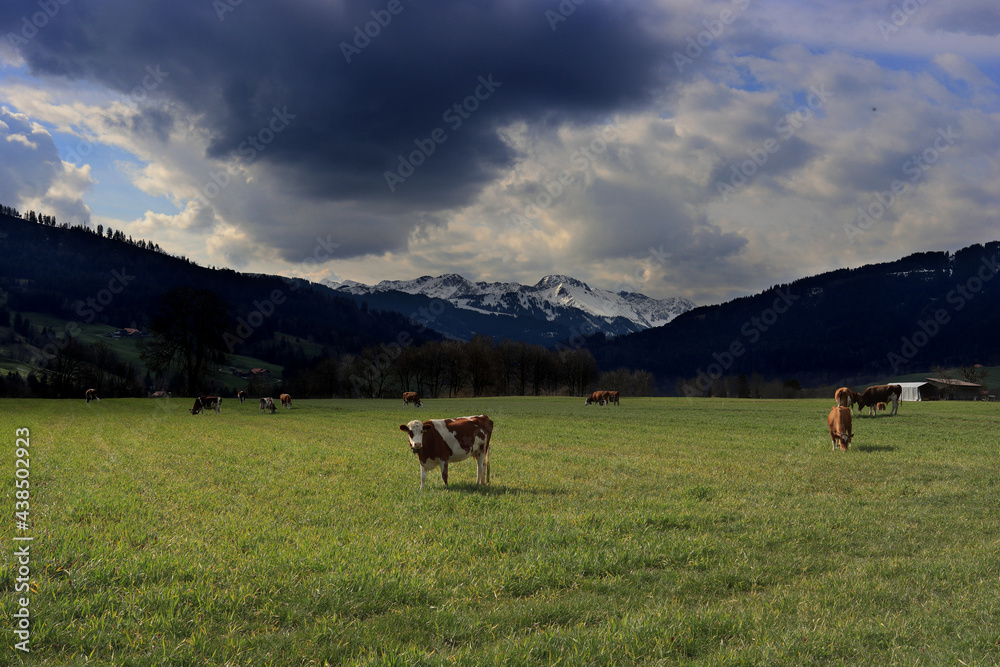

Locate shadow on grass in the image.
[444,482,567,496]
[855,444,898,453]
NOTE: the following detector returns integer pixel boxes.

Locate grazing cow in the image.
[237,390,246,404]
[259,397,276,413]
[850,390,864,413]
[85,388,99,403]
[585,390,611,406]
[608,390,620,406]
[190,396,221,415]
[402,391,423,408]
[858,384,902,416]
[280,393,292,409]
[399,414,493,489]
[877,402,887,412]
[827,405,853,451]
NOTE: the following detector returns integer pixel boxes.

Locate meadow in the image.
[1,396,999,665]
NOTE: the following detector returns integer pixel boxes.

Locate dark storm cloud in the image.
[3,0,680,214]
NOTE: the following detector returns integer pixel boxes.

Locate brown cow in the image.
[237,390,246,404]
[607,390,620,406]
[402,391,423,408]
[190,396,221,415]
[827,405,853,451]
[399,415,493,489]
[877,402,886,412]
[585,390,611,406]
[85,388,99,403]
[858,384,902,416]
[280,393,292,409]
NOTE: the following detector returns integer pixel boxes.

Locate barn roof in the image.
[924,377,983,388]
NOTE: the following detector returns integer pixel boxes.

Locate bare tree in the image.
[138,287,230,396]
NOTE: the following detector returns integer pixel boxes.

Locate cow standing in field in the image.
[608,391,620,406]
[280,393,292,409]
[190,396,222,415]
[834,387,852,408]
[237,390,246,404]
[402,391,423,407]
[827,405,853,451]
[259,397,276,413]
[858,384,902,416]
[85,388,100,403]
[399,414,493,489]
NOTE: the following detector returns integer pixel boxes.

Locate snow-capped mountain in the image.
[323,273,694,343]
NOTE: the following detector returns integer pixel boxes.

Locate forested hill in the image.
[0,211,436,361]
[587,241,1000,391]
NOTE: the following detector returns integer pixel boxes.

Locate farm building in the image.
[897,378,985,401]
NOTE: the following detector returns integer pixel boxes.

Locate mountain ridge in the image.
[325,273,696,342]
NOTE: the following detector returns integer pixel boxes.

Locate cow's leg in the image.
[476,454,485,484]
[441,461,449,486]
[891,396,899,416]
[420,467,428,490]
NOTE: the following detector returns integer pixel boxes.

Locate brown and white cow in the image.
[85,388,99,403]
[402,391,423,408]
[399,414,493,489]
[237,390,246,404]
[190,396,221,415]
[607,390,620,406]
[858,384,902,416]
[876,402,886,412]
[827,405,853,451]
[259,397,276,413]
[280,393,292,409]
[834,387,852,408]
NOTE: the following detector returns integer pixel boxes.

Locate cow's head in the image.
[399,420,426,454]
[838,431,852,450]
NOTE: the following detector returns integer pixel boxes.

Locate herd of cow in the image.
[187,391,294,415]
[84,381,904,488]
[826,383,903,452]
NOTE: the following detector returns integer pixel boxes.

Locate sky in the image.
[0,0,997,305]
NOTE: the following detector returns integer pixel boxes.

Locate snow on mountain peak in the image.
[330,273,694,334]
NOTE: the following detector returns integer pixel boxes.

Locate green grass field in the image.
[2,397,999,665]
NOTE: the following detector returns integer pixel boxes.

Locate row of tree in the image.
[1,201,169,255]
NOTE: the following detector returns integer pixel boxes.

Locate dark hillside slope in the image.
[588,242,1000,389]
[0,212,436,359]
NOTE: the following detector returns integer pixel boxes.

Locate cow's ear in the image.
[399,424,409,432]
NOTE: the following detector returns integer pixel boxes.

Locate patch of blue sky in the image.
[53,130,180,222]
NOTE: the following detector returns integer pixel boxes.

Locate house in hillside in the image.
[112,327,147,338]
[897,378,985,401]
